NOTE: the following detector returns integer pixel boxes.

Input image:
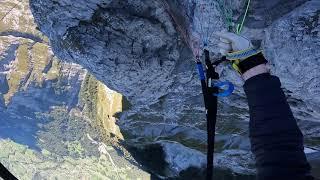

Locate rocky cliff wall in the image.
[28,0,320,178]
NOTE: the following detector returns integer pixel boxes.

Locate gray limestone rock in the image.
[29,0,320,177]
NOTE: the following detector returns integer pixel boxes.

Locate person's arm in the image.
[243,59,314,180]
[215,32,314,180]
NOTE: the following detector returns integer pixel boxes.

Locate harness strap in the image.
[196,50,220,180]
[204,50,219,180]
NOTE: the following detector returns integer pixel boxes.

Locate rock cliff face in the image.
[17,0,320,178]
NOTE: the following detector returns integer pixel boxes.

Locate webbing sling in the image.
[196,49,225,180]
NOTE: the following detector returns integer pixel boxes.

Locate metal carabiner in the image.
[212,81,234,97]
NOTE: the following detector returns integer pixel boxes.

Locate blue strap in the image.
[197,63,206,80]
[212,81,234,97]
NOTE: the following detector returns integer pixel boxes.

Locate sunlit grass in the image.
[4,44,29,104]
[80,74,125,140]
[0,139,148,180]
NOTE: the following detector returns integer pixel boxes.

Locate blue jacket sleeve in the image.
[244,73,314,180]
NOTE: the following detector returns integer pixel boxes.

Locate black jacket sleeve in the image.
[244,73,314,180]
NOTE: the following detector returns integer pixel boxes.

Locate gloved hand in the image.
[215,32,253,56]
[214,32,268,76]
